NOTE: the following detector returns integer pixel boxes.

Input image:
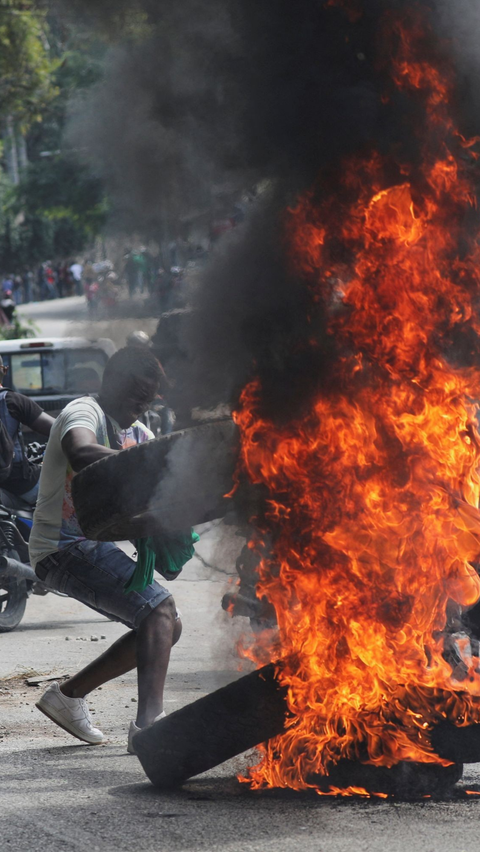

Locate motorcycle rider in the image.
[0,356,54,506]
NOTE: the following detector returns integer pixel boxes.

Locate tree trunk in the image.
[17,132,29,172]
[4,116,19,186]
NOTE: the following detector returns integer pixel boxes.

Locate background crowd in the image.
[2,260,84,306]
[0,244,200,321]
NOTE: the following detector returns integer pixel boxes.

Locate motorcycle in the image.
[0,442,53,632]
[0,497,40,631]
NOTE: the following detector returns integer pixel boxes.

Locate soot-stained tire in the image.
[72,420,238,541]
[134,663,289,787]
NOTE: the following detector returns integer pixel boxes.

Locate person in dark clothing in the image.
[0,356,54,504]
[56,263,69,299]
[124,251,137,298]
[0,290,16,323]
[23,269,34,304]
[36,265,44,300]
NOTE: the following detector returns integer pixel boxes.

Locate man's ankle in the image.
[60,682,84,699]
[135,709,165,729]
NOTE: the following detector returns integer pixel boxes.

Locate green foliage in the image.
[58,2,154,42]
[0,5,110,270]
[12,154,107,262]
[0,206,90,269]
[18,155,106,227]
[0,312,37,340]
[0,0,58,128]
[27,33,105,157]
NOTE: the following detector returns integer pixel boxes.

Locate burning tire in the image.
[134,661,466,796]
[72,420,238,541]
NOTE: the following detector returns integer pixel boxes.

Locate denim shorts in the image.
[34,540,173,631]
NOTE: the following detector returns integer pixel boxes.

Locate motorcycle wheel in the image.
[0,576,28,632]
[0,549,28,632]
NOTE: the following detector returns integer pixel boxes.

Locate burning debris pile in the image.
[66,0,480,796]
[135,3,480,798]
[229,6,480,794]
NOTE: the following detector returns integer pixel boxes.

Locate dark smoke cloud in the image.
[65,1,240,236]
[60,0,480,420]
[173,191,337,420]
[66,0,385,233]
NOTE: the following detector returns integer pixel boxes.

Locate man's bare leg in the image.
[61,597,181,728]
[61,631,137,698]
[136,596,177,727]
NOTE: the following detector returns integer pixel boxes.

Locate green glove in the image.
[124,530,200,594]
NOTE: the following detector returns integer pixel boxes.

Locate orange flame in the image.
[232,11,480,793]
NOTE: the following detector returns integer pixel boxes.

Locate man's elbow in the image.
[64,442,118,472]
[67,447,93,473]
[32,414,54,437]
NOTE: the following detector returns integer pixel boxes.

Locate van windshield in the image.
[3,349,108,396]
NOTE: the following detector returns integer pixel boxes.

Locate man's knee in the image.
[144,595,176,628]
[173,614,182,646]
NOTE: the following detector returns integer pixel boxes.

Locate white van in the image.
[0,337,116,417]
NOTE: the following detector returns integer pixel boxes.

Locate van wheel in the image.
[72,421,237,541]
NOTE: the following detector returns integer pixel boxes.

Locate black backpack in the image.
[0,391,16,483]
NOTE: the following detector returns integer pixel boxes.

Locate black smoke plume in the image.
[60,0,480,420]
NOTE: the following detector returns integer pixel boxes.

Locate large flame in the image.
[233,9,480,793]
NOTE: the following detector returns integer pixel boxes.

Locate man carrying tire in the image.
[29,347,182,752]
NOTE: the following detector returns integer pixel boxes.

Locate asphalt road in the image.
[3,296,480,850]
[17,295,89,338]
[2,527,480,852]
[17,294,157,345]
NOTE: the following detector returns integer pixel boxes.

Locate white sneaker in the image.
[36,681,104,745]
[127,711,165,754]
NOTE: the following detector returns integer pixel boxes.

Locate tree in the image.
[0,6,109,269]
[0,0,57,185]
[14,154,107,261]
[0,0,56,125]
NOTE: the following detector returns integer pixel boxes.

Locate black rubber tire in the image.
[431,720,480,763]
[308,760,463,798]
[0,549,28,632]
[72,420,238,541]
[134,664,288,787]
